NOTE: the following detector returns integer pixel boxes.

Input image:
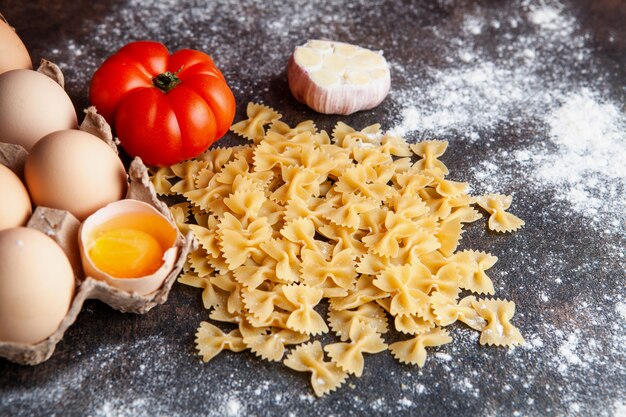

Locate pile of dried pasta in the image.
[151,102,525,397]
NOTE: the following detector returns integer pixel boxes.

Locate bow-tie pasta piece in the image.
[195,322,247,362]
[178,270,222,311]
[472,298,525,346]
[284,341,349,397]
[244,328,309,362]
[324,320,387,377]
[282,284,328,335]
[230,102,282,143]
[389,328,453,367]
[301,248,357,298]
[410,140,449,175]
[218,213,272,270]
[373,264,431,317]
[431,293,486,331]
[327,302,388,341]
[476,193,525,233]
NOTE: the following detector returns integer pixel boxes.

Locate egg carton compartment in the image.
[0,62,193,365]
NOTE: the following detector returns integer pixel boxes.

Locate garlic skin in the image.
[287,40,391,115]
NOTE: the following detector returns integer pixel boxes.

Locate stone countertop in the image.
[1,0,625,416]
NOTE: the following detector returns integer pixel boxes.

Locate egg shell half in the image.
[0,164,31,230]
[0,19,32,75]
[79,199,179,296]
[0,69,77,150]
[0,227,74,344]
[24,129,128,221]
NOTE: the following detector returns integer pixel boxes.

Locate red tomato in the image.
[89,41,236,166]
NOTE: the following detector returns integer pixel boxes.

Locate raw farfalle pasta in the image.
[178,270,221,310]
[168,202,191,235]
[151,166,175,195]
[301,248,357,297]
[431,294,486,330]
[241,286,289,322]
[472,298,525,346]
[327,302,388,341]
[410,140,450,175]
[283,284,328,335]
[324,320,387,376]
[373,264,431,316]
[389,328,453,367]
[284,341,348,397]
[329,275,388,311]
[170,160,210,194]
[218,213,272,269]
[457,250,498,295]
[332,122,381,147]
[327,193,379,230]
[195,321,247,362]
[230,102,282,143]
[244,327,309,362]
[155,102,526,397]
[475,193,525,232]
[260,238,301,283]
[187,247,215,278]
[362,211,422,257]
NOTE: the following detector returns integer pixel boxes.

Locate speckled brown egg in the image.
[0,164,32,230]
[0,227,74,344]
[24,129,128,221]
[0,69,77,151]
[0,19,32,75]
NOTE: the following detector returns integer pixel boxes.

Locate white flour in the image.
[391,2,625,235]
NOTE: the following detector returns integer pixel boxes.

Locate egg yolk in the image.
[88,228,164,278]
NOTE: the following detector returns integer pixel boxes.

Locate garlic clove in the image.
[322,54,348,72]
[333,43,360,57]
[287,40,391,115]
[311,70,342,88]
[294,47,323,68]
[345,70,371,86]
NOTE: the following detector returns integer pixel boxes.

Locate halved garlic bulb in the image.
[287,40,391,115]
[79,199,179,295]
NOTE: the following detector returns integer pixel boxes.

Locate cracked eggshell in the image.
[287,39,391,115]
[78,199,180,296]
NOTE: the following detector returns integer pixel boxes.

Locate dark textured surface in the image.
[1,1,625,416]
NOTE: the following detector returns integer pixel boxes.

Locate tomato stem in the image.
[152,66,184,93]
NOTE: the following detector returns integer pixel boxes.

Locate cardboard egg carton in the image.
[0,62,194,365]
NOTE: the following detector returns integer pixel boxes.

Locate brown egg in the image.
[0,69,77,151]
[0,227,74,344]
[24,129,128,221]
[0,19,32,75]
[0,164,32,230]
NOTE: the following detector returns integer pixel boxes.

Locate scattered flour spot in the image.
[616,302,626,321]
[398,398,413,408]
[225,398,242,417]
[612,400,626,417]
[528,4,566,31]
